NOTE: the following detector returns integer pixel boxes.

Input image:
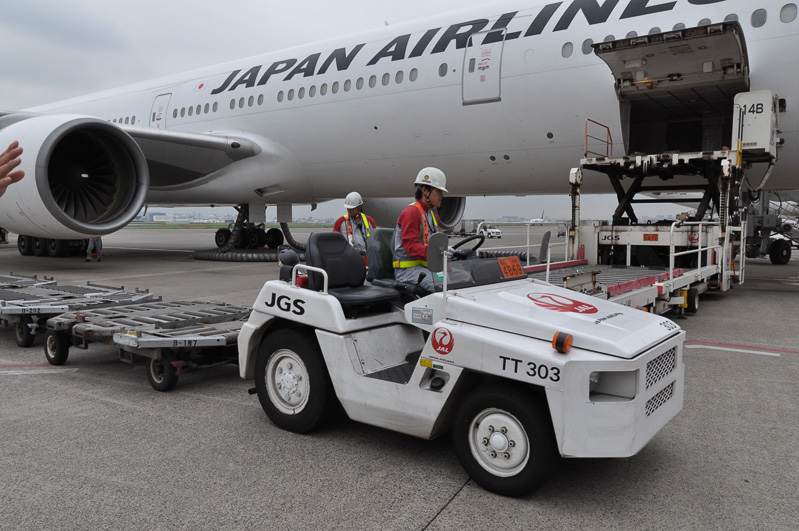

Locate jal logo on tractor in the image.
[527,293,598,314]
[431,327,454,355]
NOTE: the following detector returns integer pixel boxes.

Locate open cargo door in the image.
[593,22,749,155]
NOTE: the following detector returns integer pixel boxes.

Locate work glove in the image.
[446,246,456,260]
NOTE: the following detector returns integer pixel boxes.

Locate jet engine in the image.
[0,114,149,239]
[781,219,798,238]
[362,196,466,231]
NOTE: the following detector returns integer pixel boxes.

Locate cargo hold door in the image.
[593,22,749,154]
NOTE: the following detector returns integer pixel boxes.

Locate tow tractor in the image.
[238,230,685,496]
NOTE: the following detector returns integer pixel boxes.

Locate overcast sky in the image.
[0,0,687,221]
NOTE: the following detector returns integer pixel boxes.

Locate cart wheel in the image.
[15,316,35,348]
[452,384,558,497]
[44,330,70,365]
[686,287,699,314]
[147,351,179,392]
[254,328,338,433]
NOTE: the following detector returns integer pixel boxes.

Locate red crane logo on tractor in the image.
[431,327,454,354]
[527,293,598,314]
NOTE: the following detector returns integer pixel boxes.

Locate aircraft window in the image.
[181,108,186,117]
[344,79,352,92]
[195,104,200,115]
[626,31,638,38]
[188,106,193,116]
[581,39,593,54]
[603,35,615,42]
[561,42,573,58]
[212,102,218,112]
[298,87,305,99]
[124,117,129,124]
[113,119,117,123]
[396,71,403,84]
[438,63,448,77]
[698,18,711,26]
[469,58,476,72]
[150,114,154,122]
[172,110,177,119]
[288,89,294,101]
[751,9,767,27]
[132,116,136,123]
[356,77,364,90]
[309,85,316,97]
[382,73,390,86]
[648,27,661,35]
[410,68,418,82]
[369,75,376,88]
[257,94,264,105]
[781,4,797,23]
[204,103,210,113]
[229,99,235,110]
[278,91,284,102]
[320,84,328,96]
[673,23,686,30]
[332,81,339,94]
[724,14,739,22]
[239,97,245,108]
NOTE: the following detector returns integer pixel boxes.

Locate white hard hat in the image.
[343,191,363,209]
[414,167,448,193]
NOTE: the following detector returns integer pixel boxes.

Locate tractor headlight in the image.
[589,370,638,402]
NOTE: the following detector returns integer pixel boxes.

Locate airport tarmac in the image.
[1,226,797,530]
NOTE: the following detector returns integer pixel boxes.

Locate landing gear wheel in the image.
[451,233,485,259]
[18,235,33,256]
[33,237,49,257]
[147,350,179,392]
[452,384,557,497]
[264,228,284,249]
[247,228,267,248]
[686,287,699,314]
[254,328,338,433]
[15,316,35,348]
[234,228,250,249]
[769,239,791,265]
[44,330,70,365]
[215,228,231,248]
[47,239,70,257]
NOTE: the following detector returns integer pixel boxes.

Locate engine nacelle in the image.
[0,114,149,238]
[781,219,798,238]
[362,196,466,231]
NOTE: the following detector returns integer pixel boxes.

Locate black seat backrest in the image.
[306,232,366,291]
[366,228,396,282]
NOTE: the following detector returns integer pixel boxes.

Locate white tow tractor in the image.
[238,230,685,496]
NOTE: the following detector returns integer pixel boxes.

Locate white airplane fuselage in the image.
[17,0,799,211]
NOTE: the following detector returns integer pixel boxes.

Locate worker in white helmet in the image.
[392,167,447,293]
[333,191,377,264]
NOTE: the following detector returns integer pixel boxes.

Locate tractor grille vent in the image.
[646,382,675,417]
[646,347,677,389]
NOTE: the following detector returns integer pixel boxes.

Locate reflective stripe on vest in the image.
[393,202,438,268]
[344,213,371,246]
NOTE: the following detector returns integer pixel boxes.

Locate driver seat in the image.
[305,232,400,313]
[366,228,426,295]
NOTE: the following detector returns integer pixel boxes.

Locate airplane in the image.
[530,210,547,224]
[0,0,797,259]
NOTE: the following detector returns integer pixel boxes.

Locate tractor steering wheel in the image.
[450,233,485,260]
